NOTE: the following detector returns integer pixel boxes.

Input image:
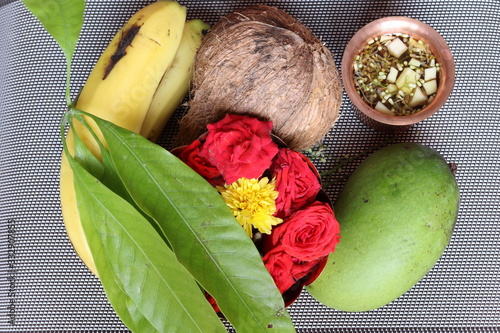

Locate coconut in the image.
[176,5,342,151]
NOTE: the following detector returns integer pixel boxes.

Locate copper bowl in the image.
[342,16,455,132]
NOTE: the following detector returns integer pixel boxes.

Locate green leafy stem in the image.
[24,0,295,331]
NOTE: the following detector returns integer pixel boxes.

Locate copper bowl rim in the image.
[342,16,455,126]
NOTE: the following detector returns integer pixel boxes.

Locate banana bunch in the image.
[60,0,209,276]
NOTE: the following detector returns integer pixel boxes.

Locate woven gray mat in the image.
[0,0,498,331]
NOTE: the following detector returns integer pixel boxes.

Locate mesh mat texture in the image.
[0,0,499,331]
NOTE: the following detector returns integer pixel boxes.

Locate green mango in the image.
[307,143,459,312]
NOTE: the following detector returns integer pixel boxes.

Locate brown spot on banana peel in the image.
[103,24,142,79]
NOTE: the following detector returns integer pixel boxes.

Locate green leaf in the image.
[68,114,132,207]
[66,146,227,333]
[71,113,172,248]
[70,121,104,180]
[23,0,84,62]
[69,113,174,246]
[23,0,85,104]
[77,114,133,202]
[92,116,295,332]
[75,187,158,333]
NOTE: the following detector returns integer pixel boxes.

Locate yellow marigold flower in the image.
[217,177,283,237]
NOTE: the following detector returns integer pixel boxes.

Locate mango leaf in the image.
[23,0,85,104]
[71,114,135,205]
[64,137,227,333]
[70,113,172,248]
[90,114,295,332]
[70,121,104,180]
[23,0,84,63]
[75,184,158,333]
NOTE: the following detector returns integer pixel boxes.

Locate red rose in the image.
[199,114,279,184]
[174,139,221,180]
[204,292,221,313]
[270,148,321,218]
[262,245,295,294]
[268,201,341,261]
[263,244,327,295]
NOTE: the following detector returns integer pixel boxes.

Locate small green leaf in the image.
[23,0,84,63]
[23,0,85,104]
[90,115,295,332]
[70,121,104,180]
[67,146,227,333]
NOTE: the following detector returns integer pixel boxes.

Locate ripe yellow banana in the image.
[73,0,186,157]
[140,19,210,142]
[60,1,191,276]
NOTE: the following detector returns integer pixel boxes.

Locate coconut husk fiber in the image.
[176,5,342,151]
